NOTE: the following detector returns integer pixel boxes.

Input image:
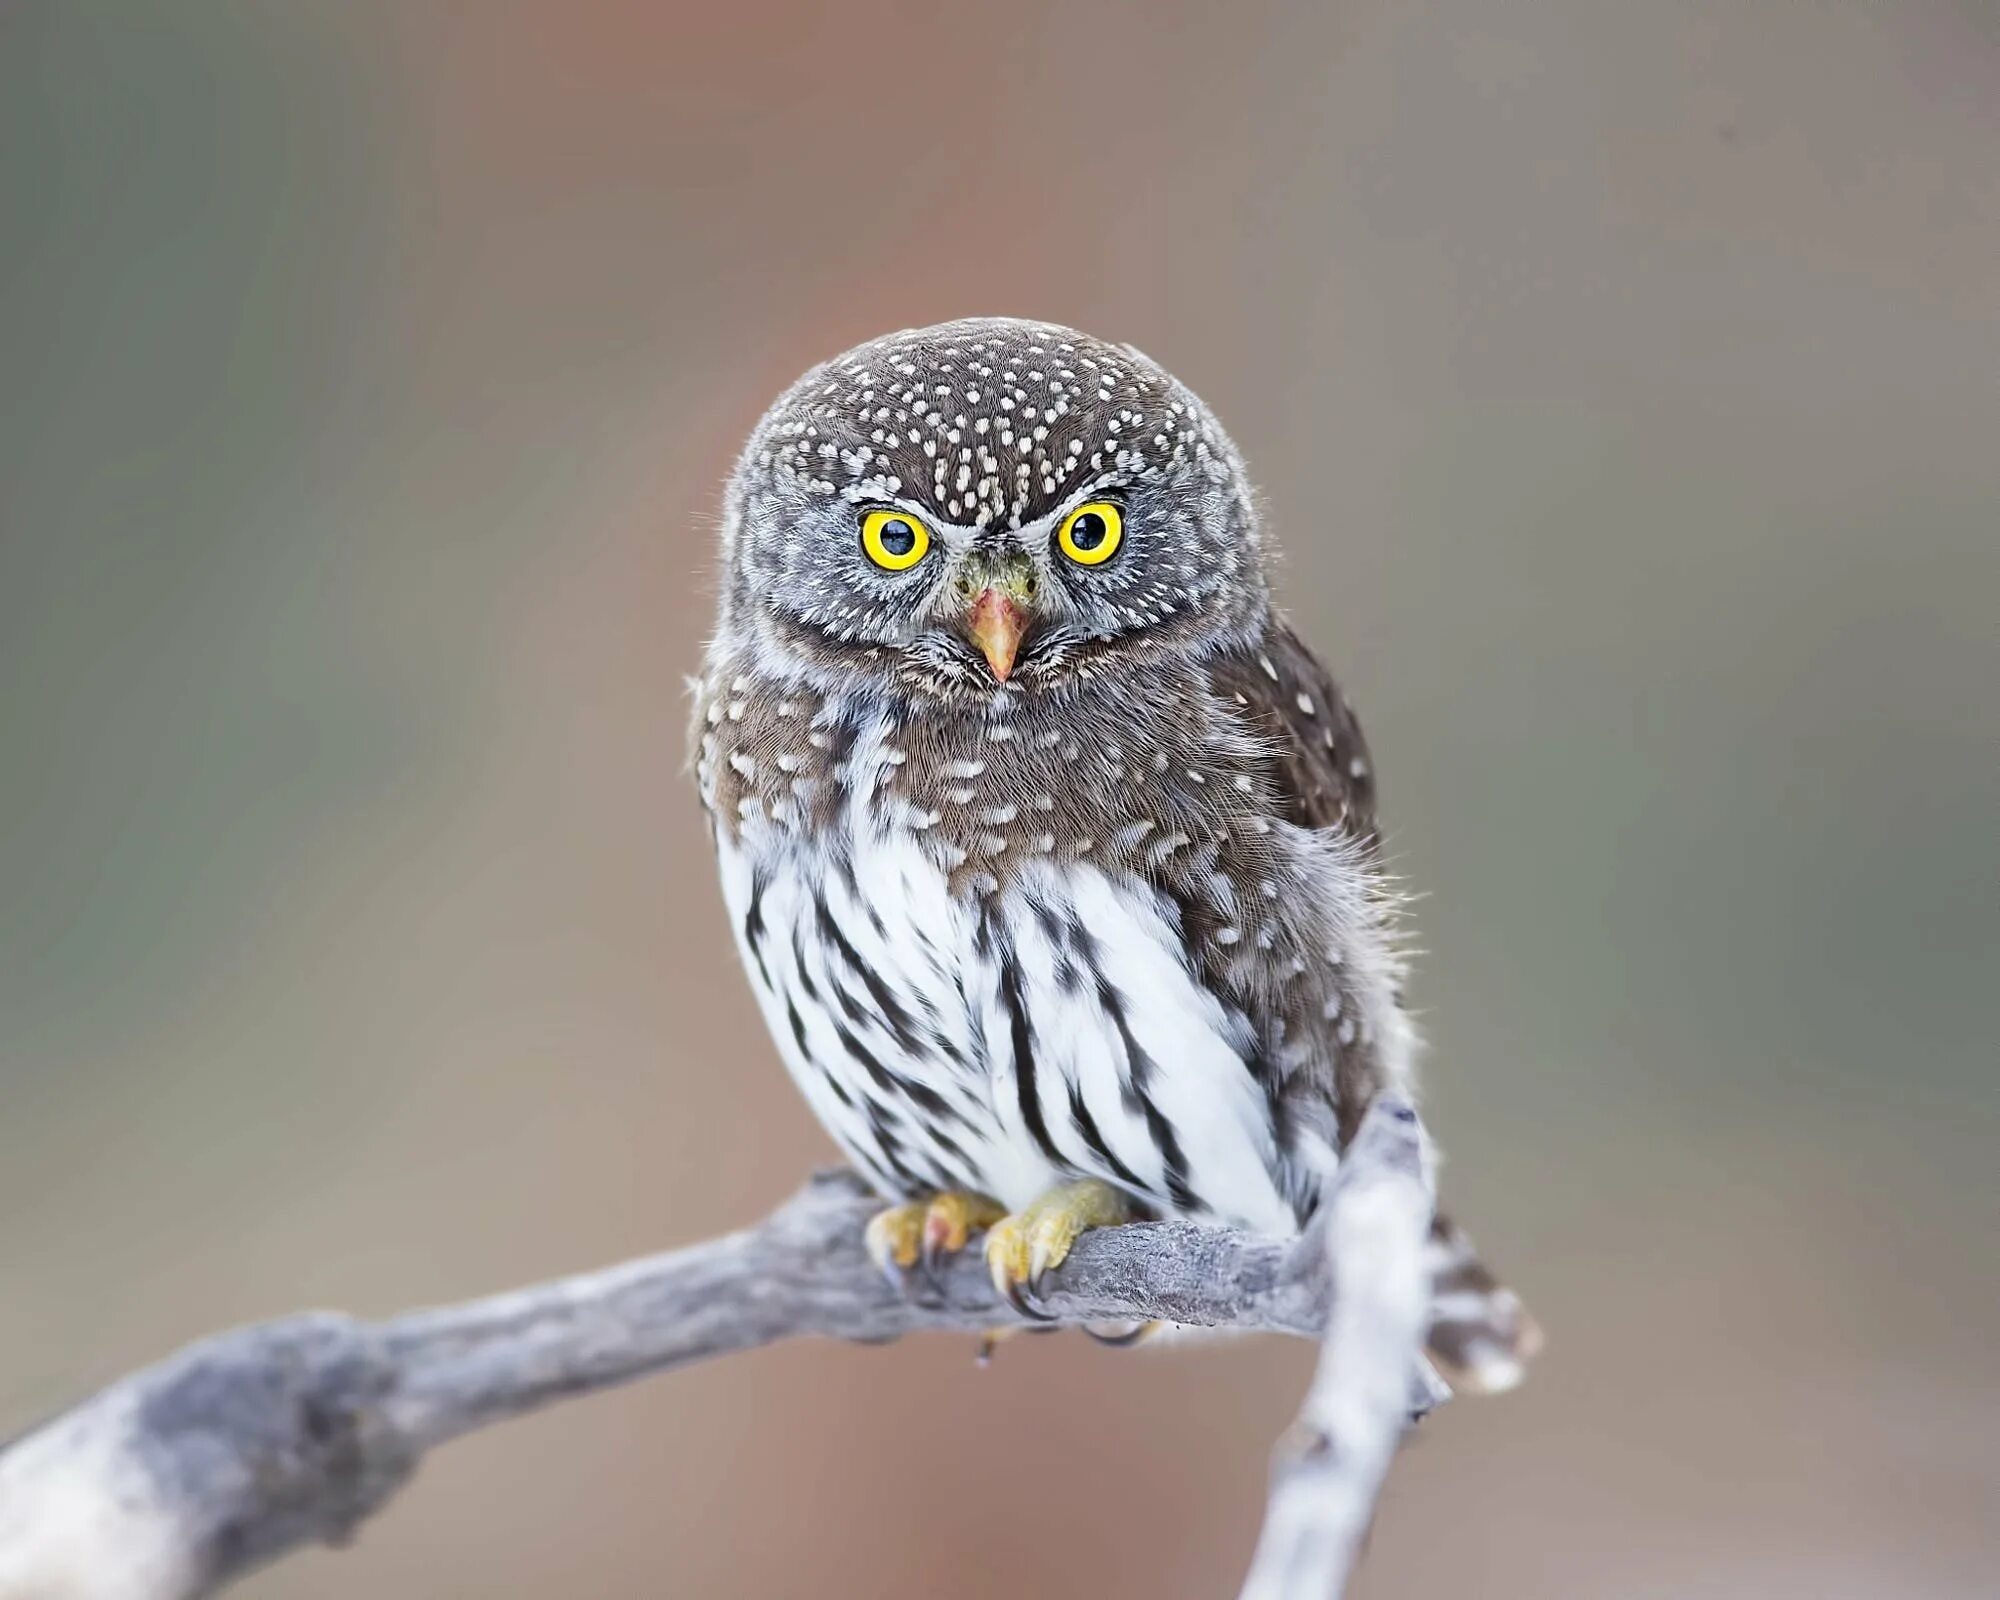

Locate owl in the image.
[693,318,1534,1390]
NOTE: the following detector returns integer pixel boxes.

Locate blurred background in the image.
[2,2,1996,1595]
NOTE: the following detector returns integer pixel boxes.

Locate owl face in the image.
[720,319,1272,701]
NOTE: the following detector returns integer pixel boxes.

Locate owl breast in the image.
[713,810,1303,1235]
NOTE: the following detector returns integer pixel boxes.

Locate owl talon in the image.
[1083,1319,1161,1347]
[919,1190,1006,1276]
[983,1178,1131,1319]
[1002,1275,1056,1322]
[864,1201,927,1290]
[867,1191,1005,1299]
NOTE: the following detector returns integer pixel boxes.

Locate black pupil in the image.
[877,517,916,556]
[1070,511,1109,550]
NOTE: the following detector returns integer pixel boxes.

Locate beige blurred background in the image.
[3,3,1996,1595]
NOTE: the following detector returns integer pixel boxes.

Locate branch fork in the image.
[0,1098,1439,1600]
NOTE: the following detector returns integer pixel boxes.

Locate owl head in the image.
[718,318,1273,702]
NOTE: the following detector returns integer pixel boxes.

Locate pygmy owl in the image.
[694,318,1534,1388]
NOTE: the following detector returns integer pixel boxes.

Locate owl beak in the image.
[966,585,1031,683]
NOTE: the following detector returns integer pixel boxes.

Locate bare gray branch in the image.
[0,1105,1445,1600]
[1239,1099,1438,1600]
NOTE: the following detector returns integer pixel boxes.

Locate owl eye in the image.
[1056,502,1123,566]
[860,509,932,571]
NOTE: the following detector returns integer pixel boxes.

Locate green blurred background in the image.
[3,3,1995,1595]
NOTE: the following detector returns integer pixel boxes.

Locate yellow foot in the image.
[983,1179,1131,1318]
[864,1191,1007,1290]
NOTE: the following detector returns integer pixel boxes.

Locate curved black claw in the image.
[1083,1318,1160,1348]
[1000,1272,1056,1322]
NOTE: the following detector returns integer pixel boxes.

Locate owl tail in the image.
[1423,1212,1543,1395]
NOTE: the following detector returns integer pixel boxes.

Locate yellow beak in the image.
[967,587,1029,682]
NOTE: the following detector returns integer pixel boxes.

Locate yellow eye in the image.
[860,509,932,571]
[1056,501,1123,566]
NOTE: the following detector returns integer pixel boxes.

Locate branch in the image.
[1239,1098,1437,1600]
[0,1103,1444,1600]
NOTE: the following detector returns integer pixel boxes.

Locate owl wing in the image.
[1206,619,1542,1395]
[1207,619,1380,849]
[1204,617,1391,1145]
